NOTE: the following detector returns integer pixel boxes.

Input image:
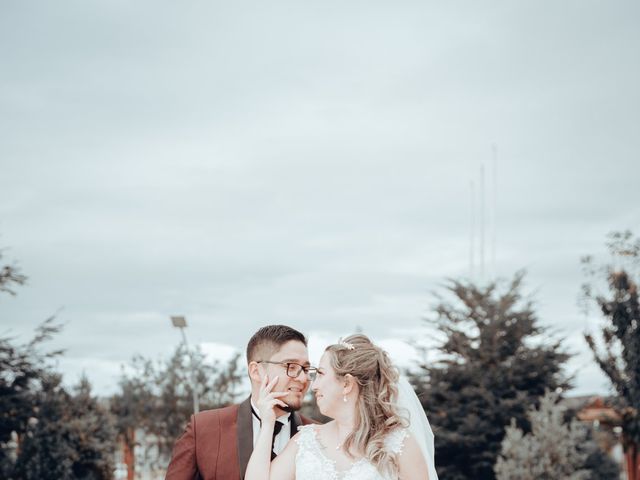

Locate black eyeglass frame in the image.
[257,360,318,379]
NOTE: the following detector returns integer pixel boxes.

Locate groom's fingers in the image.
[265,375,279,392]
[262,391,288,410]
[269,392,288,398]
[266,396,288,408]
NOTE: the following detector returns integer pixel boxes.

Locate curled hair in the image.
[325,334,407,477]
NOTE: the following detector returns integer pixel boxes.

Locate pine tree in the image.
[13,374,76,480]
[67,377,116,479]
[13,375,116,480]
[0,249,65,478]
[410,272,571,480]
[1,248,116,479]
[495,391,590,480]
[0,319,62,477]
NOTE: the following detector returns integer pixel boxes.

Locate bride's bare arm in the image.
[398,434,430,480]
[244,422,297,480]
[244,417,274,480]
[267,434,298,480]
[245,375,292,480]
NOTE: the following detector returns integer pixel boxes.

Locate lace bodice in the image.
[294,425,407,480]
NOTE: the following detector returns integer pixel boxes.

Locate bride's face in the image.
[311,352,345,417]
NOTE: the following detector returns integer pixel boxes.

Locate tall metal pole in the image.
[479,163,486,281]
[470,180,476,279]
[491,144,498,279]
[171,316,200,414]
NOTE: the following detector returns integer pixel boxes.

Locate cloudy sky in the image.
[1,1,638,397]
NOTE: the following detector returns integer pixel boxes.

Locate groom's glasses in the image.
[258,361,318,380]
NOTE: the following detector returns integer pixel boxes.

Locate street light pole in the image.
[170,316,200,414]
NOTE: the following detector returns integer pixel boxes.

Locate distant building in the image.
[568,395,625,479]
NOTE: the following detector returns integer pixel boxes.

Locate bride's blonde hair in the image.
[325,334,408,477]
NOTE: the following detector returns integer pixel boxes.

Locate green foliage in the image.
[0,316,65,476]
[13,375,116,480]
[13,375,76,480]
[112,345,244,467]
[110,367,153,472]
[410,272,571,480]
[1,251,116,479]
[495,391,591,480]
[1,254,56,476]
[68,377,117,479]
[0,249,26,296]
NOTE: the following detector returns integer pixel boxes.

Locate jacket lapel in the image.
[237,396,253,479]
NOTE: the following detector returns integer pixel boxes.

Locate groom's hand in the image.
[257,374,288,425]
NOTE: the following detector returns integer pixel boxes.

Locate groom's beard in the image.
[281,401,301,413]
[281,394,304,412]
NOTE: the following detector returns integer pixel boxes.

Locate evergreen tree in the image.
[495,391,590,480]
[0,249,64,478]
[13,374,75,480]
[13,375,116,480]
[410,272,570,480]
[582,230,640,480]
[67,377,117,479]
[0,319,61,476]
[1,247,116,479]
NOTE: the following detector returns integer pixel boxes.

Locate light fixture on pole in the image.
[170,315,200,414]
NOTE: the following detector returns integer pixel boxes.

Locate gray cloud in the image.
[1,0,639,395]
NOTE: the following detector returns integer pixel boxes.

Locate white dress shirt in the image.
[250,400,292,455]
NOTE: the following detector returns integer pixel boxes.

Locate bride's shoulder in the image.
[298,421,333,433]
[387,429,430,477]
[384,427,410,454]
[294,421,326,442]
[394,430,430,476]
[294,421,334,444]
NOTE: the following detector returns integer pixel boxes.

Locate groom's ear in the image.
[248,361,262,383]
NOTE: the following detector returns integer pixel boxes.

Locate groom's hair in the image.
[246,325,307,363]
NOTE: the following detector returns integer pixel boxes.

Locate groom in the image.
[165,325,317,480]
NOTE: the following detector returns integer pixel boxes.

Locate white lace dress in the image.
[294,425,408,480]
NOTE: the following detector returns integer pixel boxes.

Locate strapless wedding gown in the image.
[294,425,408,480]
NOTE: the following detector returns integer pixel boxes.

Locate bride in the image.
[245,334,437,480]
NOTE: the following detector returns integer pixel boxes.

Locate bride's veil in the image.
[396,376,439,480]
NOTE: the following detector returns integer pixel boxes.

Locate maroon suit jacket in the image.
[165,397,315,480]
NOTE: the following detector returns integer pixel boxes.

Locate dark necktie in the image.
[251,406,287,460]
[271,420,285,460]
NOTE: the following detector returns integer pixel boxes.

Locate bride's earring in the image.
[343,395,347,403]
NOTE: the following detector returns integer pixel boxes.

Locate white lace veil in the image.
[396,376,439,480]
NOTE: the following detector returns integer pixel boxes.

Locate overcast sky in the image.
[1,1,639,397]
